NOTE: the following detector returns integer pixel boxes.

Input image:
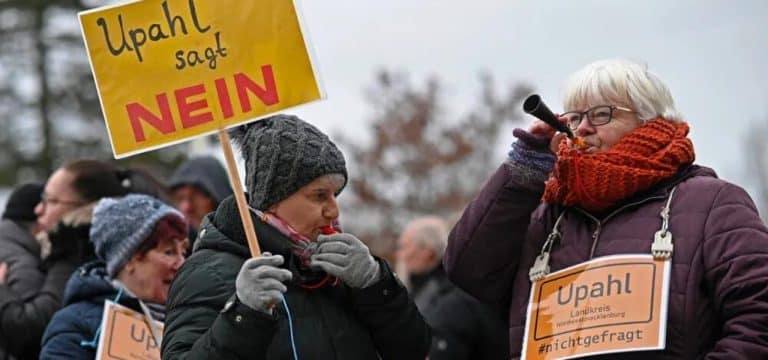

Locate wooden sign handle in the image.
[218,129,261,256]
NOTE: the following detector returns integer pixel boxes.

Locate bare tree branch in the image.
[338,69,533,258]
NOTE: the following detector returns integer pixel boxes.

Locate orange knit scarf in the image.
[543,119,695,212]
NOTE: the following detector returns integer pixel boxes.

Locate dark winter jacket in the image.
[411,266,509,360]
[0,219,43,300]
[39,262,155,360]
[0,209,94,360]
[162,196,431,359]
[445,163,768,359]
[0,219,44,360]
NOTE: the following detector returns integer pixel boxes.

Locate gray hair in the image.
[563,58,683,123]
[403,216,449,260]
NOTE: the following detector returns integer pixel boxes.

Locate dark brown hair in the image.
[62,160,128,202]
[61,160,169,203]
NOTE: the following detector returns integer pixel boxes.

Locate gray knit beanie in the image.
[229,114,348,210]
[90,194,185,278]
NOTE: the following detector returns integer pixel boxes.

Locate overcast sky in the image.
[288,0,768,190]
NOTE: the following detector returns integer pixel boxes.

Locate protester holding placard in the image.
[40,194,187,359]
[444,59,768,359]
[162,115,430,359]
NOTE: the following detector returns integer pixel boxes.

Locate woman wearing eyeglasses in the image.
[445,59,768,359]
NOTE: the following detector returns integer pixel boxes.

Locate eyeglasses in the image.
[40,193,83,207]
[562,105,635,131]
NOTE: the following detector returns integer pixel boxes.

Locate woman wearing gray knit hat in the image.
[162,114,430,359]
[40,194,188,359]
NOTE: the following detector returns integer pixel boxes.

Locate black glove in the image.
[43,222,93,269]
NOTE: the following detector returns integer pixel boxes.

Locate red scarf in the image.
[543,119,695,212]
[253,208,340,289]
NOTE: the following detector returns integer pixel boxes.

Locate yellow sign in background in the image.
[80,0,323,158]
[522,255,670,360]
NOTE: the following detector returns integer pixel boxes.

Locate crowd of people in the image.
[0,157,225,359]
[0,58,766,359]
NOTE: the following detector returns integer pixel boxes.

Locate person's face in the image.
[171,185,216,230]
[396,230,436,276]
[567,104,643,153]
[268,175,343,241]
[34,169,84,233]
[121,237,187,304]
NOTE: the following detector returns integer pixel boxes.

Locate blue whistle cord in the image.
[281,297,299,360]
[81,287,124,348]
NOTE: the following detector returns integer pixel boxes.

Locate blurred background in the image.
[1,0,766,258]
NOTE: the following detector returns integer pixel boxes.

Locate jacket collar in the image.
[194,195,293,258]
[624,164,715,202]
[194,196,338,288]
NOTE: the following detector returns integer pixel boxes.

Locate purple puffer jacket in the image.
[445,162,768,359]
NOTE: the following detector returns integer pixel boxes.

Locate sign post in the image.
[218,129,260,254]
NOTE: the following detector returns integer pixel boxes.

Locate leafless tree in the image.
[337,69,533,259]
[0,0,185,185]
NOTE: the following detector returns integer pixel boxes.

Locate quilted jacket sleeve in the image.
[443,162,545,312]
[702,182,768,359]
[0,259,77,356]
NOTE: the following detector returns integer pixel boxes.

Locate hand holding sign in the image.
[235,253,293,314]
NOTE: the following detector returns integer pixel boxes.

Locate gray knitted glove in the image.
[310,233,381,289]
[235,253,293,314]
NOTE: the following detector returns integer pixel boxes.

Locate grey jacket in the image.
[0,204,93,360]
[0,219,43,302]
[0,219,44,360]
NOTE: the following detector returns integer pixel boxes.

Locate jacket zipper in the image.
[575,194,668,259]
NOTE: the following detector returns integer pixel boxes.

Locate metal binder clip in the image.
[529,213,565,281]
[652,230,673,259]
[529,252,551,281]
[652,187,676,259]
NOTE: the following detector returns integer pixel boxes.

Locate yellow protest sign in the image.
[522,254,670,360]
[95,300,164,360]
[79,0,323,158]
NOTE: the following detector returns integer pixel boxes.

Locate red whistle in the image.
[321,226,337,235]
